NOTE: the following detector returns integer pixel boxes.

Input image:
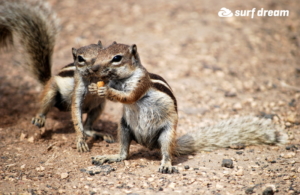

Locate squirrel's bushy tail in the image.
[175,116,288,155]
[0,0,59,84]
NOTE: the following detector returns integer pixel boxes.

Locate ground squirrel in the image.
[88,42,287,173]
[0,0,113,152]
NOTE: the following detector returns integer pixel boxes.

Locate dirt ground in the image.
[1,0,300,194]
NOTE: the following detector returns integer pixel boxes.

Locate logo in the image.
[218,7,233,17]
[218,8,289,19]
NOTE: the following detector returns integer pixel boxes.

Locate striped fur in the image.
[150,74,177,112]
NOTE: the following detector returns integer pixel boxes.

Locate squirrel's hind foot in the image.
[158,162,178,174]
[31,114,46,128]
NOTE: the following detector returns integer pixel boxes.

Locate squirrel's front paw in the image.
[158,162,178,174]
[97,86,107,98]
[88,83,107,98]
[88,83,98,94]
[76,137,89,152]
[31,114,46,128]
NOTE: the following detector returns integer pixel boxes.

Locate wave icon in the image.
[218,8,233,17]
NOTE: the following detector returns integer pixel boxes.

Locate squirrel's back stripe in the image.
[152,82,177,112]
[58,70,74,77]
[64,63,75,68]
[149,73,171,89]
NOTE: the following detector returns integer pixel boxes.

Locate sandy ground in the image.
[0,0,300,194]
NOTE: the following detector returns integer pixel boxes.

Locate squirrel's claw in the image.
[76,137,90,152]
[31,115,46,128]
[158,165,178,174]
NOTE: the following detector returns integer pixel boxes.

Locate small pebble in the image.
[61,172,69,179]
[286,145,298,151]
[245,187,254,194]
[148,177,154,182]
[221,159,234,168]
[281,152,296,158]
[262,187,274,195]
[235,169,244,176]
[168,182,176,188]
[233,102,242,110]
[184,165,190,170]
[225,91,237,97]
[27,136,35,143]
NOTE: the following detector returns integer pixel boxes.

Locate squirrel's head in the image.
[72,40,103,76]
[93,42,141,80]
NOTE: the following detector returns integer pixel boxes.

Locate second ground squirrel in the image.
[0,1,113,152]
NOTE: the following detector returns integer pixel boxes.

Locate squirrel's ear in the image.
[72,48,77,61]
[129,44,137,56]
[129,44,140,65]
[97,40,103,48]
[112,41,117,45]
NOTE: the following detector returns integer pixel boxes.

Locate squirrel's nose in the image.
[91,64,100,72]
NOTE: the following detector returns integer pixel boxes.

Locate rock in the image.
[283,175,290,180]
[36,166,45,171]
[225,91,237,97]
[58,189,65,193]
[281,152,296,158]
[61,172,69,179]
[184,165,190,170]
[148,177,154,182]
[245,187,254,194]
[80,165,115,176]
[265,157,276,163]
[285,145,298,151]
[286,113,298,124]
[221,159,234,168]
[27,136,35,143]
[262,187,274,195]
[235,168,244,176]
[168,182,176,188]
[216,183,224,189]
[20,133,28,141]
[124,160,130,166]
[289,99,296,107]
[233,102,242,110]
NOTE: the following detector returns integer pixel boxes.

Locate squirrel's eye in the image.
[111,55,122,63]
[78,56,85,63]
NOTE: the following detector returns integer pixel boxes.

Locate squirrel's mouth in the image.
[81,68,97,77]
[99,69,119,80]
